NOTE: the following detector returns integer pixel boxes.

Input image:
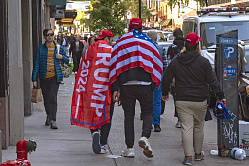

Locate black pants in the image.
[161,67,167,115]
[120,85,154,148]
[90,97,115,145]
[72,51,82,72]
[40,77,59,121]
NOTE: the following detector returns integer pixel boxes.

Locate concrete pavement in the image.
[2,74,249,166]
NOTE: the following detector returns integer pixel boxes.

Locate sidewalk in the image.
[2,74,249,165]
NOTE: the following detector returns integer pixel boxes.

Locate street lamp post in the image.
[139,0,141,19]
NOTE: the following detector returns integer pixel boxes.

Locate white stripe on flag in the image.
[74,94,81,118]
[85,48,88,59]
[153,68,162,81]
[113,36,159,56]
[99,43,112,48]
[116,56,153,71]
[109,68,116,80]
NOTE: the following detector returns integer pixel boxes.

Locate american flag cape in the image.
[109,29,163,86]
[71,40,112,130]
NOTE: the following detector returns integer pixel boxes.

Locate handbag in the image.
[60,62,70,78]
[31,88,42,103]
[57,45,70,78]
[205,107,213,121]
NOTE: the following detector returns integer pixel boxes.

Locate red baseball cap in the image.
[185,33,202,46]
[96,30,113,39]
[129,18,142,29]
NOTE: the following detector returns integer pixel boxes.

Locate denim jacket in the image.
[32,41,69,83]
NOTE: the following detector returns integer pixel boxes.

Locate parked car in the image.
[163,31,172,38]
[158,42,172,54]
[158,42,173,68]
[166,34,174,42]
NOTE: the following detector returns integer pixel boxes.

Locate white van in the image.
[183,7,249,66]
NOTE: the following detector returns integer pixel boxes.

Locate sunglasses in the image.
[46,33,54,37]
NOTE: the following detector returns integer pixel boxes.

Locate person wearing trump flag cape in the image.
[71,30,115,154]
[110,18,163,158]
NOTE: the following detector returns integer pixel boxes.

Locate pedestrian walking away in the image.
[162,33,226,165]
[32,28,69,129]
[147,30,164,132]
[69,34,84,74]
[166,28,185,128]
[71,30,115,155]
[110,18,163,158]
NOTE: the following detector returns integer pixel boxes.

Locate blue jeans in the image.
[153,83,162,125]
[61,45,68,56]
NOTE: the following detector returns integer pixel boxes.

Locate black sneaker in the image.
[92,131,101,154]
[45,116,50,126]
[154,125,161,132]
[50,120,58,129]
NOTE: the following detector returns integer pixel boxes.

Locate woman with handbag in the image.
[32,28,69,129]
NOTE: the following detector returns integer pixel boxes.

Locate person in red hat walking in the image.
[162,33,226,165]
[110,18,163,158]
[89,30,115,154]
[72,30,115,154]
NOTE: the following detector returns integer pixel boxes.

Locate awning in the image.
[162,19,172,27]
[57,18,74,25]
[48,0,66,6]
[159,20,165,25]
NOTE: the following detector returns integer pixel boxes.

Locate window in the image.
[182,21,194,37]
[200,21,249,49]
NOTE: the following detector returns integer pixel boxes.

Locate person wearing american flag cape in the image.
[110,18,163,158]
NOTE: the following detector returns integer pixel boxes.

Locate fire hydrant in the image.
[1,140,36,166]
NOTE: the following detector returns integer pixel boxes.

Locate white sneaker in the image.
[138,137,153,158]
[175,120,181,128]
[100,144,108,154]
[121,148,135,158]
[75,71,77,74]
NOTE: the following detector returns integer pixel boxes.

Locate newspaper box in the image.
[239,120,249,156]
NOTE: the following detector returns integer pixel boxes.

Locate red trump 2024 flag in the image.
[71,40,112,130]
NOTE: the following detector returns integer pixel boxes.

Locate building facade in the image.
[0,0,66,149]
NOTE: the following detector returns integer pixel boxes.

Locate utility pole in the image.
[139,0,141,19]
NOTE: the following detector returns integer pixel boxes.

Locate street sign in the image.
[66,2,91,11]
[216,30,239,156]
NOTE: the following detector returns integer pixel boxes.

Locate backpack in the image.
[172,44,181,57]
[168,44,182,60]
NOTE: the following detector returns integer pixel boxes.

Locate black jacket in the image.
[162,51,224,102]
[167,37,185,60]
[69,41,84,55]
[111,67,153,91]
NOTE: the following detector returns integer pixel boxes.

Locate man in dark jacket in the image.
[167,28,185,60]
[162,33,226,165]
[69,34,84,73]
[164,28,185,127]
